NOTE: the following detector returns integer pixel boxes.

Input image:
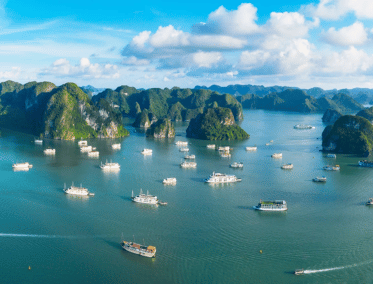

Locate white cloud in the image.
[322,22,368,46]
[0,67,21,79]
[265,12,318,39]
[122,56,150,66]
[41,58,120,79]
[304,0,373,20]
[319,46,373,74]
[192,51,223,68]
[149,25,189,47]
[192,3,259,35]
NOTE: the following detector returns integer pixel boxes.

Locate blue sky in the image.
[2,0,373,90]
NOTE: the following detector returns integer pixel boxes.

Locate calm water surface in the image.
[1,110,372,283]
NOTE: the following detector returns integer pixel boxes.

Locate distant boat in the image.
[366,198,373,205]
[184,155,195,159]
[230,162,243,168]
[121,239,156,258]
[326,154,336,158]
[253,200,287,211]
[204,172,241,183]
[63,182,94,196]
[175,141,188,146]
[294,269,304,275]
[34,139,43,144]
[12,162,33,169]
[80,146,93,153]
[294,124,315,130]
[281,163,293,169]
[100,161,120,170]
[78,140,88,146]
[44,148,56,155]
[218,146,230,151]
[323,165,340,171]
[132,189,158,204]
[141,149,152,155]
[246,146,257,151]
[163,177,177,185]
[88,150,99,157]
[313,176,327,182]
[180,161,197,168]
[358,160,373,167]
[271,153,282,159]
[207,144,216,149]
[112,144,121,150]
[179,147,189,152]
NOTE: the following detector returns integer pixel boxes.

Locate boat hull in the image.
[253,206,287,211]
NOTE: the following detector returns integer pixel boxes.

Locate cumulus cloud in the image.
[41,58,120,79]
[304,0,373,20]
[192,3,259,35]
[322,22,368,46]
[0,67,21,79]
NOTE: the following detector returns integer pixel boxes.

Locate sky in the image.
[2,0,373,90]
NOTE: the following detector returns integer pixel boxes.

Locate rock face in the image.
[186,107,249,140]
[356,106,373,123]
[322,108,342,124]
[322,115,373,156]
[146,118,175,138]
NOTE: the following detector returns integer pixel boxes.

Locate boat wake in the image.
[304,266,344,274]
[0,233,111,239]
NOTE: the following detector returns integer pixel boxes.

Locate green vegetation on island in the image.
[356,106,373,123]
[322,115,373,156]
[146,118,175,138]
[0,81,129,140]
[186,107,249,140]
[322,108,342,124]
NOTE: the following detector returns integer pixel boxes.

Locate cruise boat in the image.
[294,269,304,275]
[246,146,257,151]
[366,198,373,205]
[78,140,87,146]
[132,189,158,204]
[163,177,177,185]
[207,144,216,149]
[179,147,189,152]
[294,124,315,129]
[323,165,340,171]
[63,183,94,196]
[358,160,373,167]
[112,143,121,150]
[100,161,120,170]
[281,163,293,169]
[271,153,282,158]
[184,155,195,159]
[80,146,93,152]
[204,172,241,183]
[265,143,270,146]
[121,240,156,258]
[326,153,336,158]
[253,200,288,211]
[220,152,231,158]
[313,176,327,182]
[44,148,56,155]
[34,139,43,144]
[218,146,230,151]
[175,141,188,146]
[141,149,152,155]
[88,150,99,157]
[180,161,197,168]
[230,162,243,168]
[12,162,33,169]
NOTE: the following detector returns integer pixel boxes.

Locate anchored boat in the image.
[63,182,94,196]
[253,200,287,211]
[121,240,156,258]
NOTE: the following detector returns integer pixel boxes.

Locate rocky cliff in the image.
[322,108,342,124]
[146,118,175,138]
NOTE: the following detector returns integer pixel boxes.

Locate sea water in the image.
[0,110,372,283]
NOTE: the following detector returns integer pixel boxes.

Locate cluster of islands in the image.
[1,80,373,157]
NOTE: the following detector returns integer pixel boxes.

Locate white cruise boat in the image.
[323,165,340,171]
[184,155,195,159]
[246,146,257,151]
[175,141,188,146]
[63,183,94,196]
[326,154,336,158]
[204,172,241,183]
[132,189,158,204]
[112,143,121,150]
[180,161,197,168]
[179,147,189,152]
[253,200,287,211]
[218,146,230,151]
[207,144,216,149]
[313,176,327,182]
[12,162,33,169]
[100,161,120,170]
[78,140,88,146]
[271,153,282,158]
[230,162,243,168]
[88,150,99,157]
[141,149,152,155]
[220,152,231,158]
[44,148,56,155]
[34,139,43,144]
[163,177,177,185]
[80,145,93,153]
[281,163,293,169]
[121,240,156,258]
[294,124,315,130]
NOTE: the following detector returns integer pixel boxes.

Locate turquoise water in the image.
[1,110,373,283]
